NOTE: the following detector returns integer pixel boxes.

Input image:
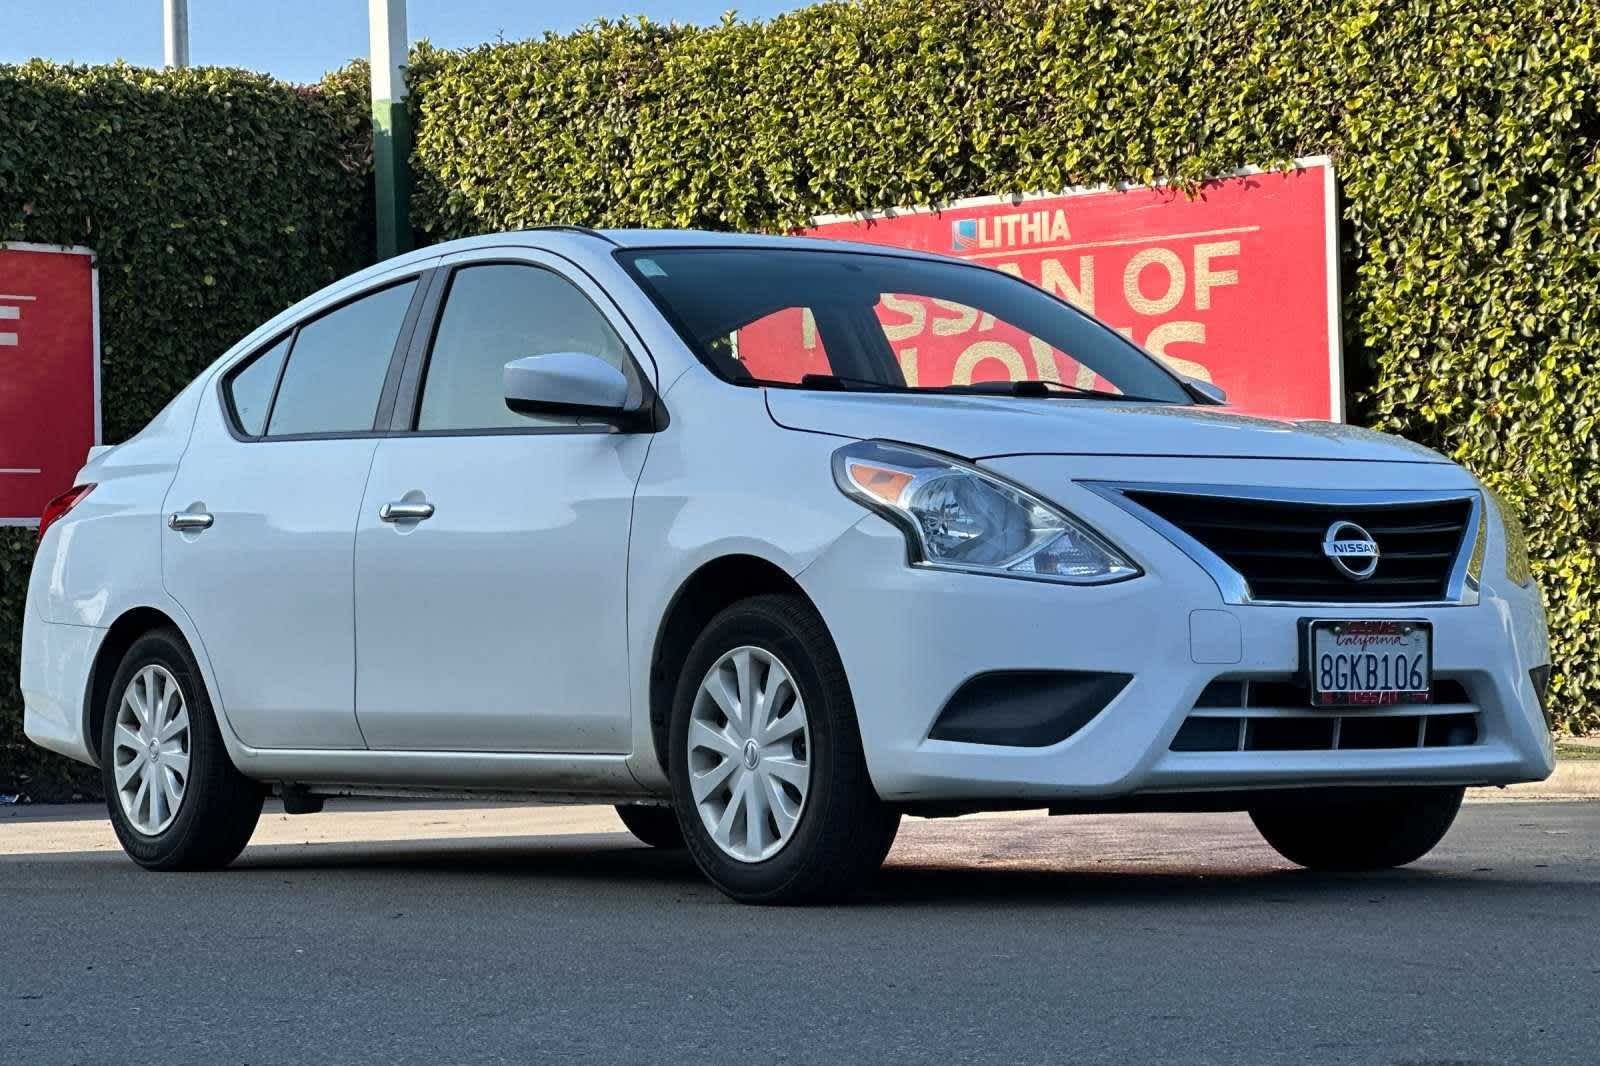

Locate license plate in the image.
[1306,620,1432,707]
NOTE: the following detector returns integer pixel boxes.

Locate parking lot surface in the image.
[2,799,1596,1064]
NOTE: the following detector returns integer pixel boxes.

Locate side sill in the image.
[229,748,651,796]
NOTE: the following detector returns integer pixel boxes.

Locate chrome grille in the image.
[1116,489,1476,604]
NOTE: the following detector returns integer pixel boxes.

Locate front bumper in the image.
[797,456,1555,804]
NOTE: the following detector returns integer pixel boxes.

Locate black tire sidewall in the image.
[100,629,237,868]
[614,804,686,849]
[1249,786,1464,871]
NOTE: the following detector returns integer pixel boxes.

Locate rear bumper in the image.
[21,610,103,767]
[798,461,1555,805]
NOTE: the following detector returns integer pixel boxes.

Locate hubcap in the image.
[112,664,191,836]
[687,646,811,863]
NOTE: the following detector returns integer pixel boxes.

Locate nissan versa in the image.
[21,228,1556,902]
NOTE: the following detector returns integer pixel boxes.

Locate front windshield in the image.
[618,246,1193,403]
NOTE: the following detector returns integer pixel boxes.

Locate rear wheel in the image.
[1249,786,1464,871]
[100,628,264,870]
[668,594,899,904]
[614,804,684,849]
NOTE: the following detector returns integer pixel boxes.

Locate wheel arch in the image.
[82,606,192,767]
[646,554,827,774]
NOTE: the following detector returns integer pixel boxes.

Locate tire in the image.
[614,804,685,849]
[100,627,264,871]
[668,594,899,904]
[1249,786,1464,871]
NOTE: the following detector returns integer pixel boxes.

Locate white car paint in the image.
[764,390,1452,464]
[353,430,648,753]
[164,432,380,751]
[21,228,1555,817]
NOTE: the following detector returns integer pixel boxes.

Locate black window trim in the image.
[217,270,434,443]
[388,255,666,438]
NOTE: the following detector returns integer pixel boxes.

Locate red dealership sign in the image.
[0,244,101,525]
[804,157,1342,420]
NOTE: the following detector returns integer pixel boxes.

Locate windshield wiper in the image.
[939,379,1163,403]
[796,373,903,391]
[790,373,1164,403]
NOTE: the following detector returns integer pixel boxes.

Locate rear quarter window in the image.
[224,334,290,436]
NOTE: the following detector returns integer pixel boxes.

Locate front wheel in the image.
[100,628,264,870]
[668,594,899,904]
[1249,786,1464,871]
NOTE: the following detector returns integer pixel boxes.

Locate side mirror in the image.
[503,353,634,424]
[1181,375,1227,405]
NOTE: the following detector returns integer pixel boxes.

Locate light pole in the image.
[163,0,190,68]
[369,0,411,259]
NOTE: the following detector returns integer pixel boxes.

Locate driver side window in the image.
[416,263,630,431]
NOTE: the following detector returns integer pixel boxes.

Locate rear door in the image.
[162,270,430,750]
[351,250,653,752]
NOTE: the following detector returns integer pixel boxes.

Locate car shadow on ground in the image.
[215,831,1562,911]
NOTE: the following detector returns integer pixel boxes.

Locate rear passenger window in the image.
[416,264,629,431]
[267,280,417,436]
[226,335,289,436]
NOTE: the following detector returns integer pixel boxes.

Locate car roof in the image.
[596,228,947,260]
[370,226,955,273]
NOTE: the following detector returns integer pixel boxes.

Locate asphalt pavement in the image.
[1,799,1596,1065]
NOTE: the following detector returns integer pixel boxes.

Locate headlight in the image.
[1483,486,1534,587]
[832,440,1140,585]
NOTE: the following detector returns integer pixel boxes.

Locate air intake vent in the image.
[1172,676,1480,753]
[1121,490,1474,604]
[1170,712,1479,753]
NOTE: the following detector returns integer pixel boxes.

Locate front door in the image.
[352,258,650,752]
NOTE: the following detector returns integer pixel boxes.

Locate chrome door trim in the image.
[379,501,436,523]
[167,511,215,531]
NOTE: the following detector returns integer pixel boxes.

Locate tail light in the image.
[37,484,96,544]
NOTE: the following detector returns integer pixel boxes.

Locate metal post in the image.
[163,0,190,68]
[369,0,412,260]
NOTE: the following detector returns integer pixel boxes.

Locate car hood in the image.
[764,391,1451,464]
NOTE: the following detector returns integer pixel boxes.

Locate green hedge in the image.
[0,61,372,797]
[409,0,1600,732]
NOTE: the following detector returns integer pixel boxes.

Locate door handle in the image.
[379,500,435,523]
[168,511,214,531]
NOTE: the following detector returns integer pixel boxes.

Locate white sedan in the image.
[22,228,1555,902]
